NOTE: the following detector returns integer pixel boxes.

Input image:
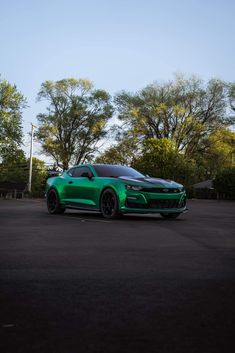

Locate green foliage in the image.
[95,138,140,165]
[228,83,235,113]
[132,138,200,186]
[0,78,26,155]
[30,158,47,197]
[133,138,178,176]
[36,78,113,169]
[0,149,47,197]
[1,73,234,198]
[115,75,232,158]
[0,147,28,182]
[214,168,235,198]
[200,128,235,177]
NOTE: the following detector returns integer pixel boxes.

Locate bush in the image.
[132,138,201,187]
[214,168,235,199]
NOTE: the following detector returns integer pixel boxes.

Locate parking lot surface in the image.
[0,199,235,353]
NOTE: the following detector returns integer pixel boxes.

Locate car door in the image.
[64,166,98,209]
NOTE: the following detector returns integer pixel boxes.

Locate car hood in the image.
[118,176,183,188]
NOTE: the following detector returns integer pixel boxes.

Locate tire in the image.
[160,213,181,219]
[47,189,65,215]
[100,188,121,219]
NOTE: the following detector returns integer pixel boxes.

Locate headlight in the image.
[125,184,143,191]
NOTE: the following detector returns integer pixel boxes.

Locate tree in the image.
[36,78,113,169]
[0,78,27,157]
[30,158,47,197]
[214,168,235,199]
[115,75,233,158]
[0,152,48,197]
[200,128,235,178]
[132,138,200,186]
[95,137,139,165]
[0,147,28,182]
[228,82,235,114]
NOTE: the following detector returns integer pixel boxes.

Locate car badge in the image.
[163,188,169,192]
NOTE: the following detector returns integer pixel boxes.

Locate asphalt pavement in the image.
[0,199,235,353]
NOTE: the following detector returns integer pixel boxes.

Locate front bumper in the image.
[120,190,187,214]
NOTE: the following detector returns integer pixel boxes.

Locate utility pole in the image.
[28,123,37,193]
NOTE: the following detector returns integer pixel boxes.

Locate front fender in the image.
[99,180,127,209]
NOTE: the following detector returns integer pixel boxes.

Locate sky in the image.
[0,0,234,160]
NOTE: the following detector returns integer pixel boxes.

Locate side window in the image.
[69,167,93,178]
[67,168,75,177]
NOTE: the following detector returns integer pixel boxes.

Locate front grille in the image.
[148,199,180,209]
[126,199,181,209]
[126,201,148,209]
[141,188,181,193]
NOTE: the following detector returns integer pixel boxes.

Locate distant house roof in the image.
[0,181,27,191]
[193,180,214,189]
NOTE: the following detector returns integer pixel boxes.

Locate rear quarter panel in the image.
[46,175,67,201]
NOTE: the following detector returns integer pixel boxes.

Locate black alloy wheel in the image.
[47,189,65,214]
[100,188,121,219]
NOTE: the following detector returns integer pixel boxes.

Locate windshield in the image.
[93,165,145,178]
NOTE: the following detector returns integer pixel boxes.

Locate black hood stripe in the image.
[118,176,181,188]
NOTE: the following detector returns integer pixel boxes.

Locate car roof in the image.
[69,163,129,168]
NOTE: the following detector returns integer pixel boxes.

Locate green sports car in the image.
[46,164,187,219]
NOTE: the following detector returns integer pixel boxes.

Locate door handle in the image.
[68,181,73,184]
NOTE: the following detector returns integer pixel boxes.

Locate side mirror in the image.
[81,172,92,179]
